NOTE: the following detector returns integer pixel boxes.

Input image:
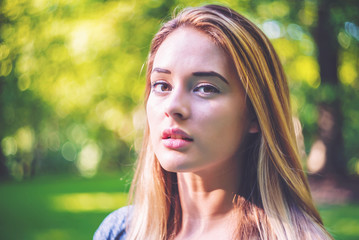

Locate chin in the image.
[154,149,207,173]
[158,158,207,174]
[156,156,193,173]
[158,160,187,173]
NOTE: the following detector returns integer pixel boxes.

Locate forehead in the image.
[152,27,233,73]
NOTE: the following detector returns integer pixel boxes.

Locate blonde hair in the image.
[128,5,332,240]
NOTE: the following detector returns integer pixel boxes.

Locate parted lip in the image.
[161,128,193,141]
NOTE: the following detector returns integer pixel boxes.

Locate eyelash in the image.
[151,81,172,93]
[150,81,220,96]
[193,84,220,95]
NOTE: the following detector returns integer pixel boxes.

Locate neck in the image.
[175,158,241,238]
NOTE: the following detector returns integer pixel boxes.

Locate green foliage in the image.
[0,0,358,179]
[0,0,158,179]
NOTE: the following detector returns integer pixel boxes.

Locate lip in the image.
[161,128,193,149]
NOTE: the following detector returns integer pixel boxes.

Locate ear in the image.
[248,120,259,134]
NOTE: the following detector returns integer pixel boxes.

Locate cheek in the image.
[197,99,247,130]
[195,101,249,152]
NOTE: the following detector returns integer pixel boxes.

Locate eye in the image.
[151,81,172,93]
[193,84,220,95]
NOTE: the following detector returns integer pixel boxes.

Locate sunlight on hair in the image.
[293,117,306,161]
[51,192,128,212]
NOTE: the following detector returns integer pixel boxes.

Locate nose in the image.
[165,87,190,120]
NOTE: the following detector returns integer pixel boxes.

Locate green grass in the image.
[0,173,132,240]
[319,204,359,240]
[0,174,358,240]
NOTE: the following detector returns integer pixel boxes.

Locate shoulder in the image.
[93,206,132,240]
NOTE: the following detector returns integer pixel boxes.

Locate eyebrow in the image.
[151,68,229,84]
[192,71,229,84]
[152,68,171,74]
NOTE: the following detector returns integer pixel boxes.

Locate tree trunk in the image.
[310,0,346,175]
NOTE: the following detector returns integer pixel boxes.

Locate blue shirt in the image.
[93,206,131,240]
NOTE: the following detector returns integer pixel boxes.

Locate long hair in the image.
[127,5,332,240]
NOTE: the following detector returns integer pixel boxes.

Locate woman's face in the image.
[147,27,255,174]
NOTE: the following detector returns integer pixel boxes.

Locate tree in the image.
[0,0,178,180]
[0,0,358,181]
[308,0,359,176]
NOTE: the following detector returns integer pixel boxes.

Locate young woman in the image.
[94,4,333,240]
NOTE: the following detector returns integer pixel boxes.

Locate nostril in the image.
[165,111,184,119]
[174,112,184,119]
[164,99,190,120]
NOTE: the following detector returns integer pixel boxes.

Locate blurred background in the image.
[0,0,358,239]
